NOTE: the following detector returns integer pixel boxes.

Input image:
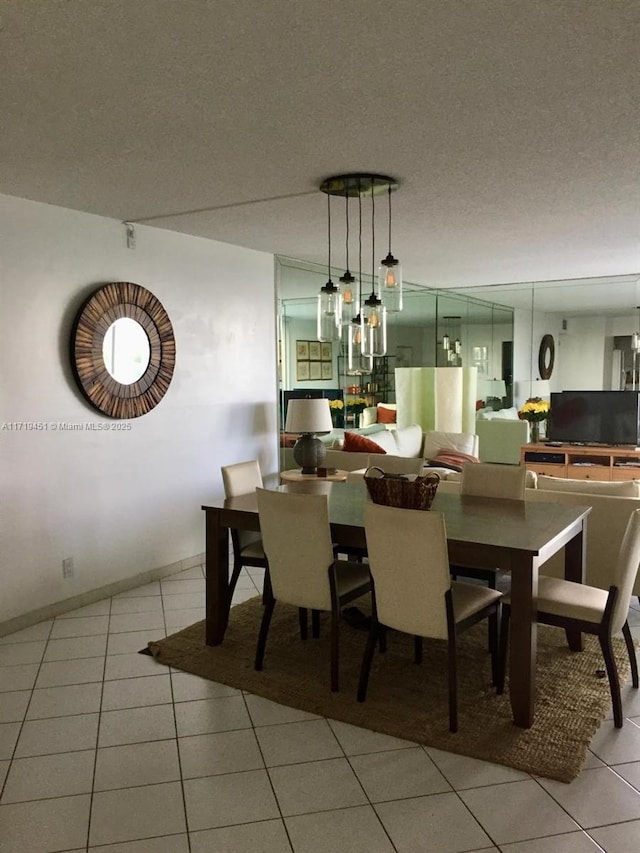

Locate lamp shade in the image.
[529,379,551,399]
[285,398,333,435]
[478,378,506,399]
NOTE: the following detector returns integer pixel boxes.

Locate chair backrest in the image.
[366,455,425,476]
[221,460,263,497]
[364,502,451,639]
[460,462,526,500]
[256,488,336,611]
[611,508,640,633]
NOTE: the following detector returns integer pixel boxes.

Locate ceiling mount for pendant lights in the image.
[318,173,399,356]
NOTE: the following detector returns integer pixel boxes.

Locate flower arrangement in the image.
[346,397,368,415]
[518,397,550,443]
[329,398,344,427]
[518,397,550,424]
[328,399,344,411]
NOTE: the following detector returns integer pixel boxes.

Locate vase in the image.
[529,422,540,444]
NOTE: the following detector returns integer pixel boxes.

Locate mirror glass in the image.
[102,318,151,385]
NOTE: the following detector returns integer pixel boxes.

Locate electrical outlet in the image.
[62,557,74,578]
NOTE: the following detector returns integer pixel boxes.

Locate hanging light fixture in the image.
[361,182,387,357]
[346,183,372,375]
[319,173,398,358]
[379,183,403,312]
[317,191,342,342]
[339,190,356,321]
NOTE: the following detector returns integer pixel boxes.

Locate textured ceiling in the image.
[1,0,639,292]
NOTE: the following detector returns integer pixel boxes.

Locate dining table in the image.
[202,479,590,729]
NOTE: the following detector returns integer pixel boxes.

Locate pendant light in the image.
[361,183,387,357]
[347,184,372,375]
[339,190,356,321]
[319,173,398,355]
[379,183,403,313]
[317,191,342,342]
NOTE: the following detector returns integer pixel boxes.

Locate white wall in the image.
[0,195,277,624]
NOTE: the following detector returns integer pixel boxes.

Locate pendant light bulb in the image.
[317,191,342,341]
[379,184,403,312]
[442,334,450,351]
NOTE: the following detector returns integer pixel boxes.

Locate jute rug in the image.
[146,596,634,783]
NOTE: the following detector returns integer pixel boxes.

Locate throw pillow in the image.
[537,475,640,498]
[393,424,423,457]
[377,405,397,424]
[343,431,387,454]
[422,431,477,460]
[427,449,480,472]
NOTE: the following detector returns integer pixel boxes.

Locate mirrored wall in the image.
[276,257,515,425]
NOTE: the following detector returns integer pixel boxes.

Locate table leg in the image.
[509,553,538,728]
[205,509,231,646]
[564,524,585,652]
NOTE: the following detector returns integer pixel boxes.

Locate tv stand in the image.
[521,443,640,481]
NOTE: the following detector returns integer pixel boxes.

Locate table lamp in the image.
[285,398,333,474]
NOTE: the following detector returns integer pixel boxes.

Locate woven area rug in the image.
[147,596,634,783]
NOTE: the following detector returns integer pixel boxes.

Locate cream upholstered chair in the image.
[221,461,267,600]
[255,488,371,691]
[497,508,640,728]
[450,463,526,589]
[359,502,502,732]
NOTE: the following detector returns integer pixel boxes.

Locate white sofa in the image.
[281,427,479,478]
[438,473,640,596]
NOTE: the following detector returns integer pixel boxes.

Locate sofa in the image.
[438,473,640,596]
[281,425,479,478]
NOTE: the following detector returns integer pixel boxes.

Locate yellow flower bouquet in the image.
[518,397,550,443]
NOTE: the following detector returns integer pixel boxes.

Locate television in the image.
[548,391,640,446]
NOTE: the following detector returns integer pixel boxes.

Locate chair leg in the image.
[623,621,639,689]
[378,625,387,654]
[599,632,623,728]
[496,605,510,694]
[312,609,320,638]
[488,607,499,686]
[254,596,275,671]
[228,557,243,604]
[330,608,340,692]
[414,636,423,664]
[357,618,379,702]
[448,636,458,733]
[298,608,308,640]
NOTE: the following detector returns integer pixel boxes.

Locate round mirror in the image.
[71,282,176,418]
[102,317,151,385]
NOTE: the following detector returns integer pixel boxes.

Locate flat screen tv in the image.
[548,391,640,446]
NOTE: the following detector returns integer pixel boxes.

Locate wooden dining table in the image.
[201,479,590,729]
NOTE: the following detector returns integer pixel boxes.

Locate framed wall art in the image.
[295,339,334,381]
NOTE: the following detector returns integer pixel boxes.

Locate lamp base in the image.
[292,433,326,475]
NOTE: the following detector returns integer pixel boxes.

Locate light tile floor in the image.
[1,566,640,852]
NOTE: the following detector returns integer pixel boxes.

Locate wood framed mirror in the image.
[71,282,176,418]
[538,333,555,380]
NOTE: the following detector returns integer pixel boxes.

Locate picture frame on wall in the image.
[309,361,322,380]
[296,340,309,360]
[321,361,333,380]
[321,342,332,361]
[296,361,310,381]
[309,341,322,361]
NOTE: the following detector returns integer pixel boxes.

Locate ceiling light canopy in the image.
[317,173,401,357]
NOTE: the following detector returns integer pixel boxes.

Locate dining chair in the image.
[497,508,640,728]
[221,460,267,601]
[255,488,371,691]
[358,501,502,732]
[450,462,527,589]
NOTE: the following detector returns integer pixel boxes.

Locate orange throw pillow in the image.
[429,449,479,472]
[377,406,397,424]
[343,431,387,454]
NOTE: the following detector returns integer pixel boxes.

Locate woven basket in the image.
[364,467,440,510]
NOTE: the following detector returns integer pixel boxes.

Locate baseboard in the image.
[0,552,206,638]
